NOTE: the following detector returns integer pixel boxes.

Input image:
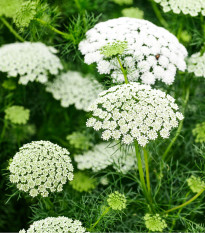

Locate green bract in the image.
[5,105,30,125]
[144,214,167,232]
[100,41,128,58]
[107,191,126,210]
[70,172,97,192]
[13,1,37,30]
[187,175,205,193]
[192,122,205,143]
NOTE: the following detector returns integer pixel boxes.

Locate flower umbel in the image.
[187,52,205,78]
[74,142,136,174]
[144,213,167,232]
[0,42,63,85]
[187,175,205,193]
[5,105,30,125]
[19,216,88,233]
[107,191,126,210]
[46,71,103,111]
[79,17,187,85]
[9,141,74,197]
[154,0,205,17]
[86,83,183,147]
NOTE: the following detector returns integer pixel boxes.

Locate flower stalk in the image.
[116,55,129,84]
[0,16,24,42]
[34,18,73,40]
[165,189,205,214]
[89,206,111,232]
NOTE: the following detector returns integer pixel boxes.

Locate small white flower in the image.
[154,0,205,16]
[187,52,205,78]
[74,143,136,174]
[0,42,63,85]
[79,17,187,85]
[9,141,73,197]
[46,71,103,112]
[19,217,88,233]
[86,83,183,146]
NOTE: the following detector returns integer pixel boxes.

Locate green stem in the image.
[116,55,129,84]
[165,189,205,214]
[171,191,190,230]
[0,120,8,144]
[135,141,151,204]
[89,207,110,231]
[0,16,24,42]
[162,85,190,161]
[143,147,151,198]
[149,0,168,28]
[34,18,73,40]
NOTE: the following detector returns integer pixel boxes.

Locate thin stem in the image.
[162,84,190,161]
[89,206,110,231]
[116,55,129,84]
[149,0,168,28]
[165,189,205,214]
[34,18,73,40]
[0,16,24,42]
[143,147,151,198]
[171,191,190,230]
[134,141,150,204]
[0,120,8,144]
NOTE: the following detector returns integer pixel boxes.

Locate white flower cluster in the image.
[79,17,187,85]
[187,52,205,78]
[0,42,63,85]
[9,141,74,197]
[74,143,136,174]
[19,216,89,233]
[86,83,184,147]
[46,71,104,111]
[154,0,205,16]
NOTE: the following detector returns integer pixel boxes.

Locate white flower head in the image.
[9,141,74,197]
[46,71,104,112]
[74,142,136,174]
[79,17,187,85]
[154,0,205,17]
[86,83,183,147]
[19,216,88,233]
[187,52,205,78]
[0,42,63,85]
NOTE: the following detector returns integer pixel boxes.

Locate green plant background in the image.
[0,0,205,232]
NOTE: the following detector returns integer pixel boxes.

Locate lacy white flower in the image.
[9,141,73,197]
[187,175,205,193]
[107,191,126,210]
[86,83,183,147]
[74,142,136,174]
[187,52,205,78]
[19,216,88,233]
[154,0,205,16]
[0,42,63,85]
[192,122,205,143]
[79,17,187,85]
[5,105,30,125]
[46,71,104,111]
[144,214,167,232]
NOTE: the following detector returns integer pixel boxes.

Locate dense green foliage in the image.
[0,0,205,232]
